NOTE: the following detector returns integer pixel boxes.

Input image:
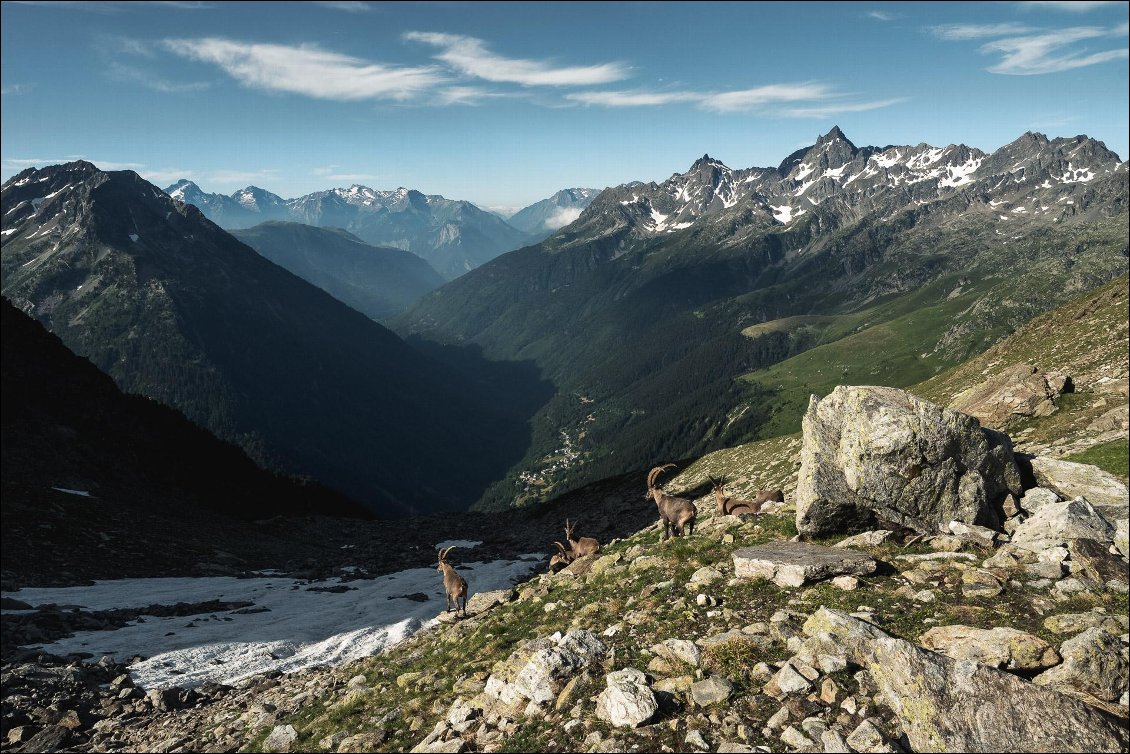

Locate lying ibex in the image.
[709,476,781,516]
[565,519,601,558]
[436,546,468,617]
[549,541,575,573]
[646,464,697,541]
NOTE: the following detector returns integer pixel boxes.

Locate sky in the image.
[1,1,1127,213]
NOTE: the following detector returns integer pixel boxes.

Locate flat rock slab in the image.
[733,542,876,588]
[1030,456,1129,509]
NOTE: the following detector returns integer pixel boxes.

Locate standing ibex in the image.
[436,546,468,617]
[549,542,575,573]
[565,519,601,558]
[709,476,781,516]
[646,464,697,541]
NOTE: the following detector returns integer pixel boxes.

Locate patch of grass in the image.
[1065,439,1130,482]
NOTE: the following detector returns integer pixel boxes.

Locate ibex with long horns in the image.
[565,519,601,558]
[646,464,697,541]
[709,476,781,516]
[549,541,575,573]
[436,546,468,617]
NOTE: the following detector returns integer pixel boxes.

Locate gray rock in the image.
[845,720,898,753]
[1010,497,1115,553]
[801,607,887,666]
[464,589,513,616]
[779,725,815,750]
[864,627,1128,752]
[960,568,1003,598]
[948,520,998,547]
[684,729,709,751]
[919,625,1060,670]
[795,386,1020,536]
[821,729,851,753]
[1115,519,1129,559]
[733,542,876,588]
[1030,457,1130,509]
[1068,538,1130,584]
[772,663,813,696]
[1034,627,1128,702]
[264,725,298,753]
[1044,611,1129,636]
[485,630,605,706]
[1020,486,1061,513]
[834,530,893,549]
[651,638,702,668]
[948,364,1070,428]
[594,668,658,728]
[688,566,724,585]
[690,675,734,707]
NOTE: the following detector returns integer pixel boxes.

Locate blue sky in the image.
[2,1,1127,212]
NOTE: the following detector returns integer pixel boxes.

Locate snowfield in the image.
[1,551,543,689]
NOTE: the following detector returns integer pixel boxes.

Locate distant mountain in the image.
[230,221,444,321]
[506,188,602,240]
[2,162,536,515]
[165,179,288,229]
[165,181,533,280]
[397,127,1129,510]
[0,297,365,520]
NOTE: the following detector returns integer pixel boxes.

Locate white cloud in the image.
[141,168,197,184]
[930,23,1040,40]
[982,25,1128,74]
[1,157,145,171]
[776,98,908,119]
[404,31,629,86]
[1,83,35,95]
[545,206,583,229]
[867,10,895,22]
[566,90,702,107]
[10,1,211,11]
[324,173,380,183]
[932,20,1128,75]
[1019,1,1125,11]
[208,168,279,187]
[699,83,835,112]
[109,62,210,93]
[163,37,446,101]
[311,1,372,11]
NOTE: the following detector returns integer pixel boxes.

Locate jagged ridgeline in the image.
[396,128,1129,510]
[0,162,544,516]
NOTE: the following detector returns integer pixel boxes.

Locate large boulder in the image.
[949,364,1072,428]
[594,668,658,728]
[795,386,1022,537]
[804,608,1127,751]
[1009,497,1115,553]
[1029,457,1130,511]
[1034,627,1128,702]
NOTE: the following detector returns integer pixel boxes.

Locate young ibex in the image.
[565,518,601,558]
[549,541,575,573]
[709,476,781,516]
[646,464,697,541]
[436,546,468,617]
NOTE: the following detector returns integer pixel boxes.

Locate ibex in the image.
[549,541,575,573]
[709,476,781,516]
[565,518,601,558]
[646,464,697,541]
[436,546,468,617]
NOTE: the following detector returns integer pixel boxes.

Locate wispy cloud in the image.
[208,168,279,186]
[565,90,702,107]
[2,156,147,171]
[312,167,381,183]
[566,82,901,118]
[867,10,896,22]
[109,62,210,93]
[930,23,1040,40]
[1,83,35,95]
[10,1,211,11]
[311,1,372,11]
[404,31,630,86]
[776,98,909,118]
[1020,1,1125,11]
[932,20,1128,74]
[700,83,835,112]
[163,38,446,100]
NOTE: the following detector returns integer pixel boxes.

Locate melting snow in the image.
[129,233,139,243]
[50,487,91,497]
[2,554,543,689]
[434,540,482,550]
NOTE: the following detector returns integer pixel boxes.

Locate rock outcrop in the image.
[795,386,1022,536]
[949,364,1072,428]
[732,543,877,588]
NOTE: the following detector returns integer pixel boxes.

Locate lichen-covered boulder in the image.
[594,668,658,728]
[919,625,1060,671]
[795,386,1022,537]
[948,364,1072,428]
[1034,627,1129,702]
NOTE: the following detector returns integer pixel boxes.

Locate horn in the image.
[647,464,676,488]
[438,546,454,561]
[553,541,568,555]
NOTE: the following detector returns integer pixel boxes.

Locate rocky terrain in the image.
[3,374,1127,753]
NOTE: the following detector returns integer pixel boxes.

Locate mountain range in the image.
[1,162,543,515]
[504,187,601,241]
[166,180,538,280]
[395,127,1129,509]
